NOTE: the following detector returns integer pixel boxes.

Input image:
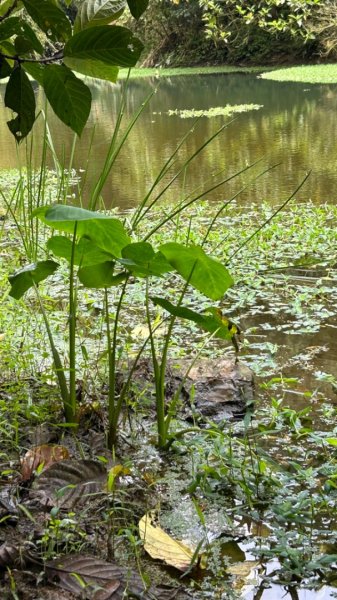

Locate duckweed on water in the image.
[261,63,337,84]
[167,104,263,119]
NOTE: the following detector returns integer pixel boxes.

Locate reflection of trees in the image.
[1,75,337,207]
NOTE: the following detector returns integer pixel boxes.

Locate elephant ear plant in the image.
[8,204,235,449]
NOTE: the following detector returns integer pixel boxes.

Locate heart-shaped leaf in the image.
[8,260,59,299]
[159,243,233,300]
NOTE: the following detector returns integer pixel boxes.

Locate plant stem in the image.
[34,284,71,420]
[107,279,128,449]
[68,223,78,422]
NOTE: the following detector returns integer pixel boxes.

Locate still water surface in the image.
[1,72,337,207]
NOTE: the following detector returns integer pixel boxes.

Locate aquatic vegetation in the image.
[261,63,337,84]
[167,104,263,119]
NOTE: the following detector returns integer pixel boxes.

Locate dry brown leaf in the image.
[46,553,178,599]
[30,459,106,508]
[139,513,200,572]
[21,444,70,480]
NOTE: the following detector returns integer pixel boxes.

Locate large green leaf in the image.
[152,297,235,341]
[9,260,59,299]
[118,243,173,276]
[0,0,22,17]
[127,0,148,19]
[47,235,114,266]
[5,66,36,142]
[23,62,45,85]
[22,0,72,42]
[74,0,126,32]
[43,64,92,136]
[159,243,233,301]
[64,25,143,67]
[0,56,12,79]
[34,205,131,257]
[63,57,118,82]
[78,262,126,287]
[0,17,43,52]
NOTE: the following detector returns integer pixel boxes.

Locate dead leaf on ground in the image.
[46,554,178,599]
[21,444,70,480]
[30,460,106,508]
[227,560,260,591]
[139,512,204,572]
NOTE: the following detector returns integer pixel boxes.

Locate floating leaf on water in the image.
[21,444,70,481]
[139,512,204,572]
[31,460,106,508]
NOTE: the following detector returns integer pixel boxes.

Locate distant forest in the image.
[129,1,337,65]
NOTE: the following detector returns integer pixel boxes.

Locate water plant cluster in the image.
[1,154,337,597]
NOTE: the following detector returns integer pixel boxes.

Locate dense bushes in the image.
[132,0,328,66]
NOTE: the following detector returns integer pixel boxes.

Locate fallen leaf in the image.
[21,444,70,480]
[139,512,201,572]
[227,560,260,591]
[30,460,106,508]
[46,554,178,599]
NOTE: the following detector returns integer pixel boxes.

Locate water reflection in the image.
[1,73,337,207]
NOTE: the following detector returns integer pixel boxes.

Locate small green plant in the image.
[8,204,235,447]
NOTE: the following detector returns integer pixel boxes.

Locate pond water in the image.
[1,72,337,207]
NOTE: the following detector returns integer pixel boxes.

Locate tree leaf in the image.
[8,260,59,299]
[74,0,126,33]
[34,205,131,257]
[151,297,235,341]
[22,62,45,85]
[0,56,12,79]
[22,0,72,42]
[0,17,43,52]
[64,25,144,67]
[159,243,233,300]
[5,66,36,142]
[31,459,107,508]
[139,513,200,572]
[127,0,149,19]
[43,64,92,136]
[64,56,119,82]
[21,445,70,481]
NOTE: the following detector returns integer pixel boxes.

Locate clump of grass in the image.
[167,104,263,119]
[261,63,337,84]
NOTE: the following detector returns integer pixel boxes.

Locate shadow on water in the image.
[1,72,337,207]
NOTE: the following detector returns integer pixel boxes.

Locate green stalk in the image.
[133,118,237,229]
[34,284,70,421]
[142,159,261,241]
[68,222,78,422]
[90,72,155,211]
[145,280,164,447]
[107,278,129,449]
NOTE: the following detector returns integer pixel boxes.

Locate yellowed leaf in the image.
[21,445,70,481]
[227,560,260,591]
[139,513,199,572]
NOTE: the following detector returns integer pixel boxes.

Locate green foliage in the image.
[0,0,146,141]
[9,202,234,447]
[135,0,323,65]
